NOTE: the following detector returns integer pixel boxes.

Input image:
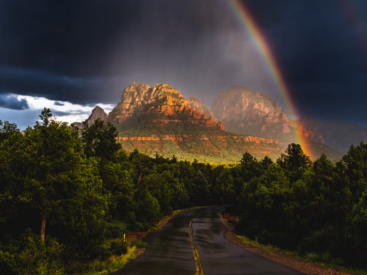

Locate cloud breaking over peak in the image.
[0,95,114,130]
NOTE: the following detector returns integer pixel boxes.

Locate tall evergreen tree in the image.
[80,118,121,161]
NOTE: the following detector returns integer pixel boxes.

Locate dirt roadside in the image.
[221,216,350,275]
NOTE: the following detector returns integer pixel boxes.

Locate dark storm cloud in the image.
[0,0,366,127]
[0,65,120,104]
[0,0,240,105]
[54,102,64,106]
[240,0,367,126]
[0,94,29,110]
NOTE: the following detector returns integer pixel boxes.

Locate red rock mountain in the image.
[296,115,367,154]
[211,86,292,144]
[107,83,223,131]
[187,96,218,122]
[211,86,343,161]
[105,83,282,163]
[79,84,346,162]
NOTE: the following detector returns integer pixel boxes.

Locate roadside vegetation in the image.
[234,141,367,273]
[0,109,367,274]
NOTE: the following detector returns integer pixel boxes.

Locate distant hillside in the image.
[106,83,283,163]
[78,84,349,163]
[211,86,294,144]
[296,115,367,154]
[211,86,343,162]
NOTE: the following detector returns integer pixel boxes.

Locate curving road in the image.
[112,206,304,275]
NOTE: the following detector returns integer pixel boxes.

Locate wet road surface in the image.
[193,206,303,275]
[113,208,200,275]
[112,206,304,275]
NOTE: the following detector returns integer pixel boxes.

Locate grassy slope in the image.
[113,112,283,163]
[85,246,139,275]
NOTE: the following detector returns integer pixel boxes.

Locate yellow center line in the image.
[189,218,204,275]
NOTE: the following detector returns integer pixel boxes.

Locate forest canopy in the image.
[1,109,367,273]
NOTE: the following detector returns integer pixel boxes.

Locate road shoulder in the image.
[220,216,350,275]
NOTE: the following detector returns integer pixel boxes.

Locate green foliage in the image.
[0,251,16,275]
[236,142,367,268]
[2,107,367,273]
[0,229,64,275]
[105,221,126,239]
[191,171,210,205]
[81,118,122,161]
[129,240,148,248]
[109,240,127,256]
[277,143,312,171]
[133,189,161,230]
[0,120,20,144]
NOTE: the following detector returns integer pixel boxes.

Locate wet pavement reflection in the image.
[193,206,304,275]
[113,206,304,275]
[112,208,204,275]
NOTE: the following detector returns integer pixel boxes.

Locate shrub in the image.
[0,251,16,275]
[1,230,65,275]
[129,240,148,248]
[106,221,126,239]
[109,240,128,256]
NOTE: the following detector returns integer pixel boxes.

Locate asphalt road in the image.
[112,206,304,275]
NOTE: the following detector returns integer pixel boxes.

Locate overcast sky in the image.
[0,0,366,130]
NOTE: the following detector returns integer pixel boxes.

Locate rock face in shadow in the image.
[211,86,343,161]
[296,115,367,154]
[211,86,291,144]
[187,96,218,122]
[73,106,107,128]
[87,106,107,123]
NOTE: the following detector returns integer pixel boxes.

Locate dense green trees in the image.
[235,143,367,267]
[81,118,121,161]
[0,109,109,273]
[0,120,20,143]
[1,109,367,273]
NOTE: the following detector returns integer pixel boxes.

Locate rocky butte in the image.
[77,83,350,162]
[107,83,224,131]
[211,86,343,161]
[296,115,367,154]
[211,86,292,144]
[73,106,107,128]
[105,83,282,163]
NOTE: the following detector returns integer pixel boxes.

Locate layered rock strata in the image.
[116,135,278,144]
[103,82,283,163]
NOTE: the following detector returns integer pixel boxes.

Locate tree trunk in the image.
[41,213,46,244]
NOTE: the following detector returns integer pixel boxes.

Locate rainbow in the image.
[225,0,311,157]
